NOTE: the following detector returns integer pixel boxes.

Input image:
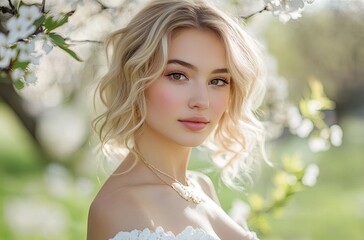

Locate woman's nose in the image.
[188,81,210,110]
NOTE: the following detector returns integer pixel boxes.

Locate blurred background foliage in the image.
[0,0,363,239]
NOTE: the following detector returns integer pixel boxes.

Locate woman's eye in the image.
[210,79,229,86]
[167,73,187,81]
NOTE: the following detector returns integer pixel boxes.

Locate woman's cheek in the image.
[148,83,183,114]
[212,95,229,118]
[159,90,180,111]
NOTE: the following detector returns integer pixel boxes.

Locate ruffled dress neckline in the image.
[110,225,260,240]
[110,225,219,240]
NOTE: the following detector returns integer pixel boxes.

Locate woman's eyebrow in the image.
[211,68,229,74]
[167,59,229,74]
[167,59,197,71]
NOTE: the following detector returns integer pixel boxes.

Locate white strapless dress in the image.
[110,226,259,240]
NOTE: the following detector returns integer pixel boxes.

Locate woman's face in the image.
[144,28,230,147]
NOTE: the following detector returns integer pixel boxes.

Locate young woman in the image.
[88,0,266,239]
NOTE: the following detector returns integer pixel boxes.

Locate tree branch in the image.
[95,0,107,10]
[240,5,270,20]
[0,80,50,165]
[65,38,103,45]
[7,0,15,11]
[41,0,46,13]
[0,6,15,15]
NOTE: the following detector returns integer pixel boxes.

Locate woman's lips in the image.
[178,117,210,131]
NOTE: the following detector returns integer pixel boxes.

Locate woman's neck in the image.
[134,128,192,185]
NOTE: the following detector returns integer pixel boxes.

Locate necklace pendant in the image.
[171,182,202,204]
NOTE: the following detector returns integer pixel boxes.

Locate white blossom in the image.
[6,5,42,44]
[44,164,73,198]
[35,33,54,54]
[320,128,330,139]
[287,106,314,139]
[264,0,315,23]
[42,40,54,54]
[0,47,16,68]
[4,198,69,237]
[302,163,319,186]
[18,5,42,24]
[6,17,36,43]
[37,106,89,158]
[307,99,323,114]
[308,137,330,152]
[24,72,37,85]
[30,54,42,65]
[287,106,303,130]
[76,177,95,197]
[296,118,314,138]
[0,33,8,47]
[11,68,25,80]
[16,39,43,66]
[330,124,343,147]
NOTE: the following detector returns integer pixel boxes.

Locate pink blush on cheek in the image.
[146,80,183,115]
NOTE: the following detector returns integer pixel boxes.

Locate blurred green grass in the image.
[1,101,364,239]
[263,135,364,240]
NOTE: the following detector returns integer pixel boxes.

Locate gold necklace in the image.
[139,156,202,204]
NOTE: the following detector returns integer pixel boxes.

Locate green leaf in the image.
[14,80,25,90]
[299,99,310,117]
[34,15,45,28]
[12,61,30,70]
[309,79,335,110]
[58,46,82,62]
[310,79,325,99]
[48,33,82,62]
[44,11,74,33]
[0,71,8,79]
[44,16,53,30]
[16,0,24,11]
[49,33,67,48]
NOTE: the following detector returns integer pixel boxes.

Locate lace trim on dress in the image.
[110,226,216,240]
[110,226,260,240]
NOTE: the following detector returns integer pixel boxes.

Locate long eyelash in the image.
[166,70,186,75]
[165,71,187,79]
[213,78,230,86]
[220,79,230,85]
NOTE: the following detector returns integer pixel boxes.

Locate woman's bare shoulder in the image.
[87,181,151,240]
[188,170,221,205]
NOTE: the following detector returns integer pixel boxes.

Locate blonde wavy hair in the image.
[93,0,267,190]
